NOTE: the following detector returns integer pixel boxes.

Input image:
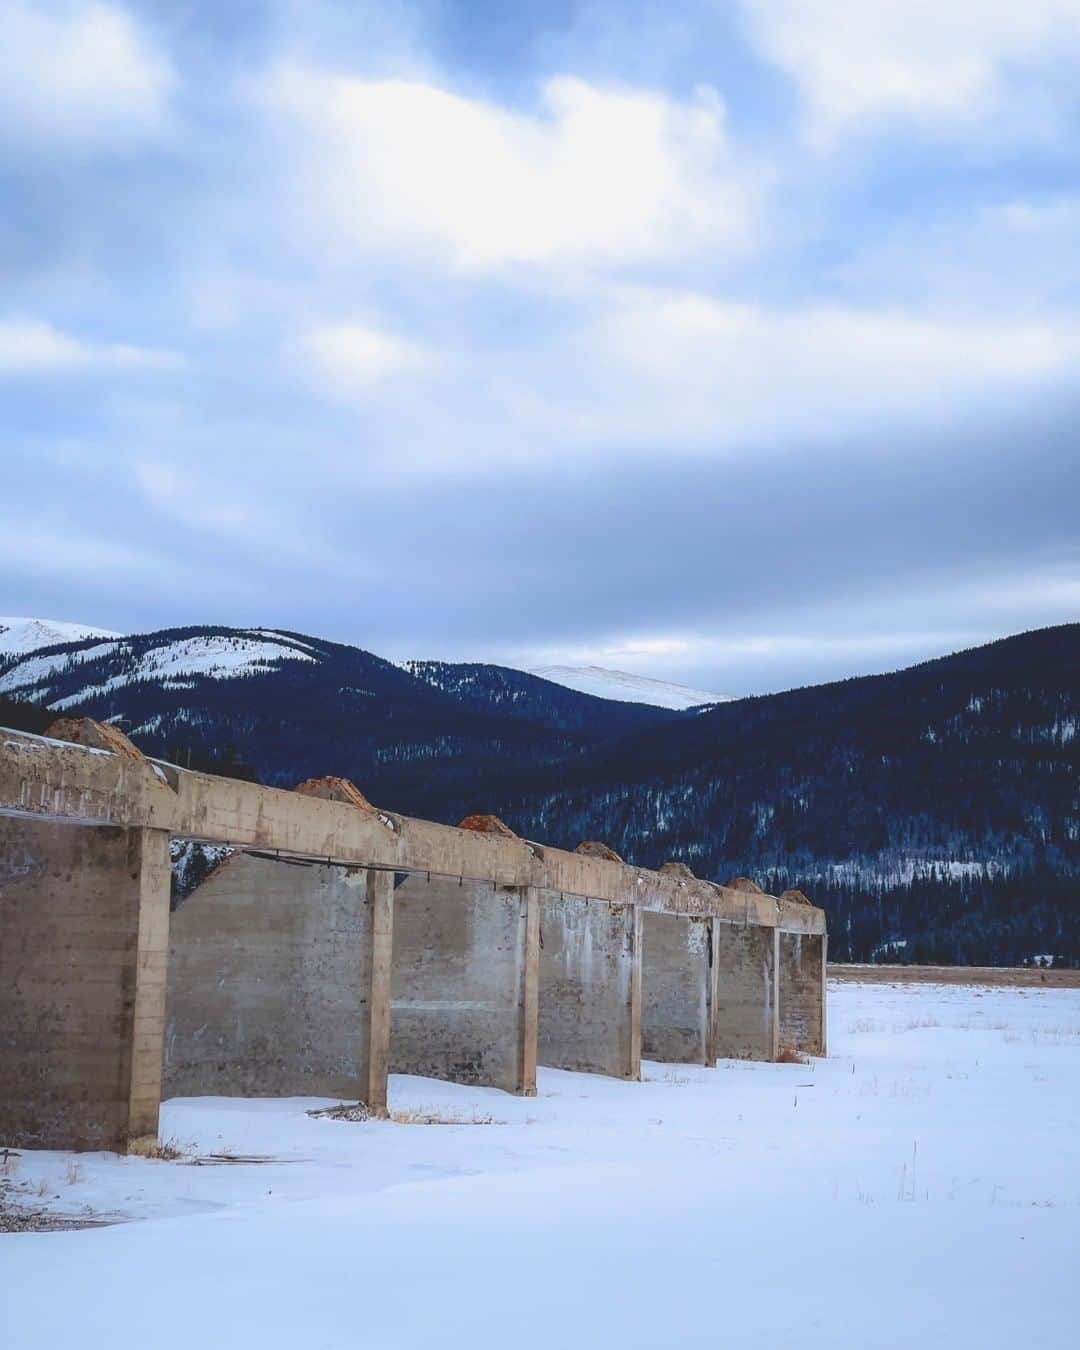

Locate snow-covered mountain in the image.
[0,627,319,708]
[0,616,121,658]
[0,624,682,816]
[528,665,733,711]
[0,619,730,714]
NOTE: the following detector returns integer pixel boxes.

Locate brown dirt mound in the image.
[46,717,143,758]
[294,776,379,813]
[575,840,623,862]
[457,814,517,837]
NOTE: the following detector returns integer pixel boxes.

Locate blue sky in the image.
[3,0,1078,693]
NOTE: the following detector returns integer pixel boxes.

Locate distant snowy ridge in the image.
[527,665,734,710]
[0,628,318,705]
[0,617,121,658]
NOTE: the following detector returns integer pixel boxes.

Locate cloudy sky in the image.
[3,0,1078,694]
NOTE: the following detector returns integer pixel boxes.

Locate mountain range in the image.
[0,617,1075,967]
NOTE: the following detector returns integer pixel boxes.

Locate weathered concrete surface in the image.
[391,875,537,1094]
[538,893,640,1079]
[642,912,714,1065]
[712,924,777,1061]
[778,932,826,1057]
[166,853,390,1107]
[0,817,170,1152]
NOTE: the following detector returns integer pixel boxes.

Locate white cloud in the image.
[270,283,1079,477]
[0,318,182,375]
[259,67,750,270]
[0,1,175,152]
[299,320,430,398]
[580,288,1080,447]
[739,0,1080,144]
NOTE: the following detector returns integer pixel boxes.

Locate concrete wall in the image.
[642,912,714,1066]
[713,923,777,1061]
[538,893,640,1079]
[0,726,832,1153]
[0,817,170,1152]
[778,932,826,1057]
[391,876,536,1094]
[166,853,390,1107]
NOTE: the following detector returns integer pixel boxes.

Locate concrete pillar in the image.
[778,931,827,1057]
[711,921,778,1061]
[772,927,781,1060]
[166,854,391,1107]
[0,817,170,1153]
[365,868,394,1114]
[821,933,829,1057]
[538,894,641,1080]
[642,912,715,1066]
[519,886,540,1094]
[390,876,537,1094]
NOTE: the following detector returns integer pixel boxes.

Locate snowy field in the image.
[5,979,1080,1349]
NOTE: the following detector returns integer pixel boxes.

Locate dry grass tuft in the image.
[141,1137,186,1161]
[389,1106,500,1126]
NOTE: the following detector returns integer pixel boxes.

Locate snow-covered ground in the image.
[529,663,734,709]
[5,980,1079,1348]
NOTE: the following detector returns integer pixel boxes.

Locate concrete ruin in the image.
[0,720,828,1152]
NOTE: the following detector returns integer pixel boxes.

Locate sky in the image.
[2,0,1078,696]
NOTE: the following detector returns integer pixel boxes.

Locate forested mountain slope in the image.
[401,660,682,734]
[493,625,1078,965]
